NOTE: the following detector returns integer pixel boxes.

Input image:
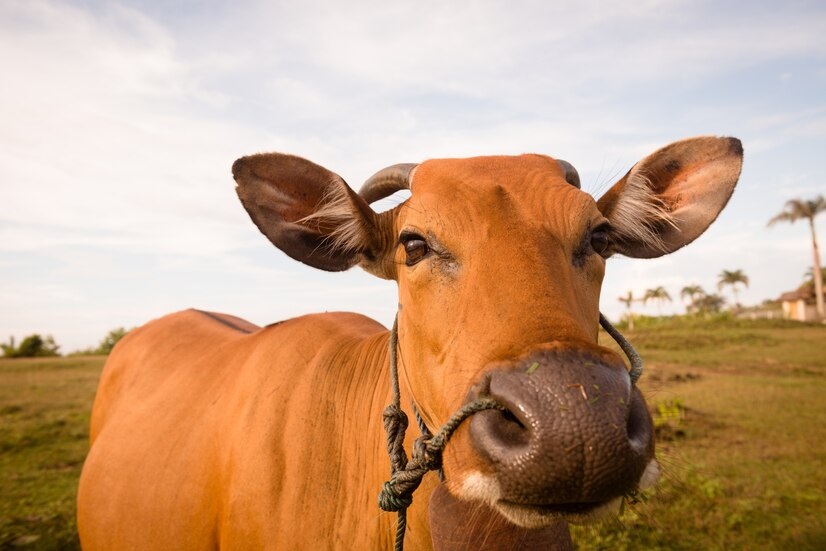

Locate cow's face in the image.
[393,155,605,419]
[233,136,743,527]
[391,156,624,525]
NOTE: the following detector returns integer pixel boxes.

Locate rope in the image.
[379,312,643,550]
[599,313,644,384]
[378,316,506,550]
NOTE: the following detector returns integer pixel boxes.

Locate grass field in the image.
[573,317,826,550]
[1,317,824,550]
[0,356,102,550]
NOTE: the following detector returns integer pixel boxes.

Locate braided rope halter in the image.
[377,313,643,551]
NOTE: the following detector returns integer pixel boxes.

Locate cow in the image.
[77,136,743,550]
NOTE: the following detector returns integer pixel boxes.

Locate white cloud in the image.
[0,1,273,257]
[1,0,826,350]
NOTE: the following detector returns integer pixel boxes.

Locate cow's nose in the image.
[469,349,654,505]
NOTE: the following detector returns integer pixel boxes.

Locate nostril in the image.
[469,371,538,463]
[489,406,529,445]
[501,408,526,430]
[471,401,532,463]
[626,390,653,454]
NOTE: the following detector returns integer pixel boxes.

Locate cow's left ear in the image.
[596,136,743,258]
[233,153,384,274]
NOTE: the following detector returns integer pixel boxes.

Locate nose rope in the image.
[378,312,642,551]
[378,317,505,551]
[599,313,644,383]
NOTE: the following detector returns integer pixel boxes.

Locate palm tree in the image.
[643,286,672,315]
[769,196,825,319]
[717,269,749,308]
[694,293,726,316]
[618,291,637,331]
[680,285,705,314]
[802,267,826,285]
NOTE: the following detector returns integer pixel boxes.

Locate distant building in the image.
[736,301,782,320]
[778,287,825,322]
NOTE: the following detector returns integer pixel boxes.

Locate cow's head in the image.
[233,136,742,527]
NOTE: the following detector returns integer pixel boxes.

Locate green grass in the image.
[0,356,103,550]
[571,318,826,550]
[1,319,824,549]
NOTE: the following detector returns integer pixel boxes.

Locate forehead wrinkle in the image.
[415,154,561,183]
[402,186,490,240]
[540,184,599,238]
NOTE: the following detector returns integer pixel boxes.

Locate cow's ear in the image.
[596,136,743,258]
[233,153,383,273]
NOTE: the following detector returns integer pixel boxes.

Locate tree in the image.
[1,334,60,358]
[680,285,705,314]
[96,327,129,355]
[0,336,15,358]
[768,195,826,319]
[693,293,726,315]
[71,327,132,356]
[618,291,637,331]
[717,269,749,308]
[643,286,672,315]
[802,267,826,291]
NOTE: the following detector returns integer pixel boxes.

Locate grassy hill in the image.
[1,317,824,549]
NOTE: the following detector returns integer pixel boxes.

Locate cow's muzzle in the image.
[469,347,654,520]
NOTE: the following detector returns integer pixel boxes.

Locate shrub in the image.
[96,327,129,355]
[1,334,61,358]
[71,327,131,356]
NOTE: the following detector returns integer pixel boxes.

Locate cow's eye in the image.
[590,226,611,256]
[403,238,429,266]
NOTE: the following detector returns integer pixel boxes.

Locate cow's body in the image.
[78,309,434,549]
[79,137,743,550]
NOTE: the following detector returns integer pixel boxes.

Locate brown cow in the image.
[77,136,742,549]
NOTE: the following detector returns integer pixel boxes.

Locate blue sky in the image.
[2,0,825,352]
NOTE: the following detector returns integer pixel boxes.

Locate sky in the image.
[2,0,825,353]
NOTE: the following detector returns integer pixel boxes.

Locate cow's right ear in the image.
[233,153,382,273]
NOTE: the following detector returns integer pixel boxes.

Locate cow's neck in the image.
[301,327,434,548]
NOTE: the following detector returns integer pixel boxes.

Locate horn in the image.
[359,163,417,204]
[557,159,581,189]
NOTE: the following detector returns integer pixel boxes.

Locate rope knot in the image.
[383,404,409,474]
[382,403,408,434]
[378,480,413,512]
[411,435,442,472]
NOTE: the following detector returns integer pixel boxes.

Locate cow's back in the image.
[77,309,402,550]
